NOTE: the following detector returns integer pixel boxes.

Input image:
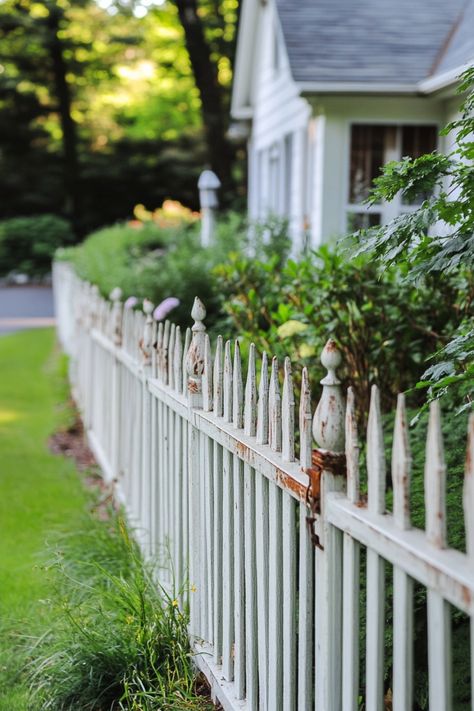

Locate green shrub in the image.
[213,246,461,415]
[26,514,212,711]
[0,214,74,277]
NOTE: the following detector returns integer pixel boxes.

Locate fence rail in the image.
[53,260,474,711]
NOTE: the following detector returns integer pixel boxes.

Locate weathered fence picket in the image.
[53,260,474,711]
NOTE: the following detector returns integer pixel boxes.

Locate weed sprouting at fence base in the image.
[26,513,213,711]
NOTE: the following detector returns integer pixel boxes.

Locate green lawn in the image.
[0,328,90,708]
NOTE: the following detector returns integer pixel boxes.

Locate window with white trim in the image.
[347,124,438,231]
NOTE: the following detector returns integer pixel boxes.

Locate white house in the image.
[231,0,474,249]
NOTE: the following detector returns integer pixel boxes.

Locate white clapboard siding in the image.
[53,263,474,711]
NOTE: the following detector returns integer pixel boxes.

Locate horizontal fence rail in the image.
[53,260,474,711]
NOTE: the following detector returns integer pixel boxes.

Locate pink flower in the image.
[124,296,138,309]
[153,297,180,321]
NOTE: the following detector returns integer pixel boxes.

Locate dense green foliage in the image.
[355,69,474,413]
[213,246,461,415]
[0,0,242,235]
[26,516,212,710]
[0,214,74,277]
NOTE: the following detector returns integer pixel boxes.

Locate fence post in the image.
[198,170,221,247]
[140,298,154,556]
[311,340,346,711]
[109,287,122,486]
[185,297,207,637]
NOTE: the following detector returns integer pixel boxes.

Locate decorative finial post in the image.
[141,298,154,368]
[185,297,207,408]
[109,287,123,347]
[312,339,345,453]
[198,170,221,247]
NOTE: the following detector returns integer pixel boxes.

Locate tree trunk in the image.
[46,6,81,236]
[174,0,234,200]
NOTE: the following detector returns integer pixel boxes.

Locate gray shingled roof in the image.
[275,0,473,86]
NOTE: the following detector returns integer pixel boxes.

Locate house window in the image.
[347,124,438,229]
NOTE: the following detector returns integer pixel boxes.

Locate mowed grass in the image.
[0,328,90,708]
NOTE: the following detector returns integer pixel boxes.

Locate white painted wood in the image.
[392,394,412,530]
[174,325,183,394]
[222,447,234,681]
[365,548,385,711]
[267,482,283,710]
[183,327,191,394]
[282,492,296,710]
[367,384,386,515]
[281,357,295,462]
[256,352,269,445]
[203,333,213,411]
[268,356,281,452]
[213,441,224,664]
[345,386,359,504]
[297,503,313,711]
[427,590,452,711]
[425,401,447,548]
[224,340,233,424]
[233,340,244,429]
[244,462,258,710]
[393,566,413,711]
[244,343,257,437]
[233,454,245,699]
[162,320,170,385]
[213,335,224,418]
[299,366,312,470]
[342,531,360,711]
[168,323,176,390]
[255,471,269,710]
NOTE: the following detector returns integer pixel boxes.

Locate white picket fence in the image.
[53,260,474,711]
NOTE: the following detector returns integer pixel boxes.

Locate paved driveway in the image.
[0,286,55,334]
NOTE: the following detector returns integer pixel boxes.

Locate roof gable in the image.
[275,0,471,88]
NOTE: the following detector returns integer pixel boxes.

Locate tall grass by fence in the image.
[53,260,474,711]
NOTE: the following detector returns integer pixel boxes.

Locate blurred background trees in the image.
[0,0,243,238]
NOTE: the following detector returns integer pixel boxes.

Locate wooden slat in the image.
[168,323,175,390]
[425,401,447,548]
[268,356,282,453]
[182,327,191,394]
[427,590,452,711]
[222,447,234,680]
[297,503,313,711]
[223,340,233,424]
[174,325,182,394]
[213,335,224,418]
[392,393,414,711]
[282,493,297,710]
[244,343,257,437]
[345,386,359,504]
[202,333,213,411]
[162,320,170,385]
[244,463,258,709]
[268,482,283,710]
[233,340,244,429]
[233,455,245,698]
[213,441,223,664]
[255,471,269,709]
[256,352,269,445]
[282,357,295,462]
[365,385,385,711]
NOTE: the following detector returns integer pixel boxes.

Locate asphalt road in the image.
[0,286,55,334]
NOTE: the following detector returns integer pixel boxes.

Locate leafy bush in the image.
[60,210,289,329]
[0,214,74,277]
[213,246,461,415]
[26,514,212,711]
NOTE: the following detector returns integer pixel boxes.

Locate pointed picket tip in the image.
[244,343,257,437]
[174,326,183,394]
[464,414,474,562]
[345,386,360,504]
[183,327,191,392]
[256,351,269,446]
[213,335,224,417]
[367,384,386,515]
[282,357,295,462]
[299,366,312,470]
[223,339,233,423]
[232,340,244,428]
[392,393,412,530]
[202,333,213,411]
[269,356,282,453]
[424,400,447,548]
